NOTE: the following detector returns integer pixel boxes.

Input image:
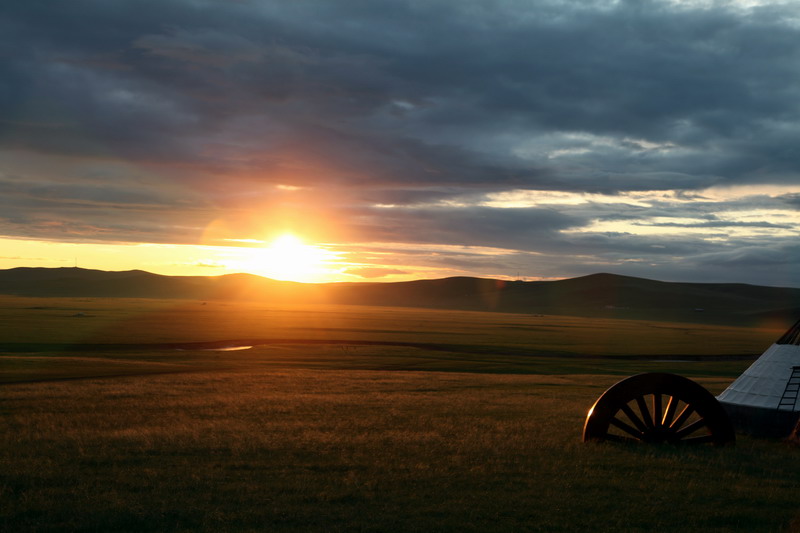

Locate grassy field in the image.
[1,296,798,531]
[0,296,783,382]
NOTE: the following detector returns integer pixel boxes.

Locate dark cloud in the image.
[627,242,800,288]
[344,205,586,250]
[2,0,800,285]
[782,193,800,209]
[6,0,800,187]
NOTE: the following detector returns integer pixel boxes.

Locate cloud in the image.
[6,0,799,189]
[133,28,265,67]
[344,205,587,250]
[191,261,225,269]
[782,194,800,209]
[2,0,800,285]
[343,267,409,279]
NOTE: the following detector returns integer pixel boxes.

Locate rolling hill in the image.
[1,267,798,326]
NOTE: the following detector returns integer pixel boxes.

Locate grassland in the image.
[0,296,783,382]
[1,296,798,531]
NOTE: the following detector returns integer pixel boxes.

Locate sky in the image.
[2,0,800,286]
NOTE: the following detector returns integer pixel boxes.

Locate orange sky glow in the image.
[0,235,497,284]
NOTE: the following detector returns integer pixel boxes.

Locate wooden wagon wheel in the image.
[583,373,735,446]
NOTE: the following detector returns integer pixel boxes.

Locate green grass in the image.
[0,294,776,383]
[1,296,798,531]
[0,295,782,351]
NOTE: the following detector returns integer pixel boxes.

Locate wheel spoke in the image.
[662,396,678,427]
[583,373,735,446]
[620,404,649,434]
[681,434,715,445]
[669,404,695,431]
[610,417,644,439]
[652,394,663,428]
[674,418,706,439]
[635,396,655,429]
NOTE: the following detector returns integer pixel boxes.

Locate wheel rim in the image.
[583,373,735,446]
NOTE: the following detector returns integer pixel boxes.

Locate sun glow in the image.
[241,234,338,282]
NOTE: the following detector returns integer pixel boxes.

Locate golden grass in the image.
[1,296,796,531]
[1,369,798,532]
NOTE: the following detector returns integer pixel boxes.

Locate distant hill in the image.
[1,267,798,326]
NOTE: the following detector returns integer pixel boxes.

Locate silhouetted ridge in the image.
[1,267,798,326]
[3,267,148,281]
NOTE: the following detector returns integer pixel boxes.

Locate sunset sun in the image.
[245,234,336,282]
